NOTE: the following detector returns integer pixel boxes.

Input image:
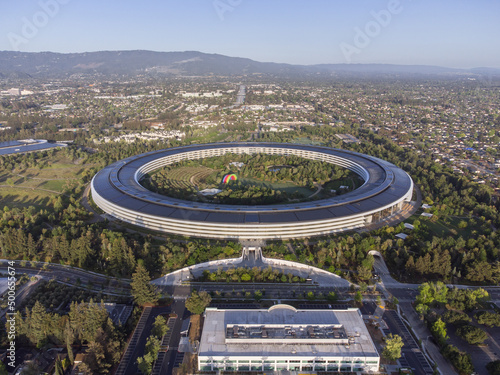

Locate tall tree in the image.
[25,301,51,347]
[131,264,160,306]
[65,320,75,365]
[151,315,168,339]
[185,290,212,315]
[382,334,404,361]
[431,318,448,345]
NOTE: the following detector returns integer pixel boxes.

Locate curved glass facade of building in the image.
[91,143,413,239]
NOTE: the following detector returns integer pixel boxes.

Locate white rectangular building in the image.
[198,305,379,373]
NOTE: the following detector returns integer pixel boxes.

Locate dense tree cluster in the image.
[264,235,376,283]
[349,131,500,284]
[413,282,493,374]
[0,147,242,278]
[8,300,123,374]
[255,125,500,284]
[474,311,500,327]
[456,325,488,345]
[442,344,474,375]
[185,291,212,315]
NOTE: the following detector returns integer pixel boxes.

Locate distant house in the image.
[70,353,90,375]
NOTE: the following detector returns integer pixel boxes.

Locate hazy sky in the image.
[1,0,499,68]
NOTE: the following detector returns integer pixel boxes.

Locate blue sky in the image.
[1,0,499,68]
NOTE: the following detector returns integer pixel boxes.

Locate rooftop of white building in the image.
[199,305,378,359]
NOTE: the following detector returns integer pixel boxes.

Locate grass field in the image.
[151,166,215,191]
[405,213,483,238]
[0,152,94,209]
[0,186,55,210]
[238,177,314,196]
[292,137,324,146]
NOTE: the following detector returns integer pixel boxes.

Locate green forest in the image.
[0,124,498,286]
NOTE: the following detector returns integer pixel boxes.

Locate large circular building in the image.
[91,143,413,239]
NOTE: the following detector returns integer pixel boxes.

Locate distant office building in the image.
[8,88,21,96]
[0,139,67,156]
[198,305,379,373]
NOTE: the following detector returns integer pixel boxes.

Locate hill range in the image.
[0,50,499,79]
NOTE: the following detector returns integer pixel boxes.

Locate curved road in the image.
[0,260,131,296]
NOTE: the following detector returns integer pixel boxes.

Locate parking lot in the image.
[383,310,434,375]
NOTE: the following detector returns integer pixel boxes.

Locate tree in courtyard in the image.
[431,318,448,345]
[306,291,315,301]
[151,315,168,339]
[254,290,263,301]
[475,311,500,327]
[185,290,212,315]
[131,264,160,306]
[382,334,404,362]
[137,352,154,375]
[136,335,161,375]
[356,265,372,281]
[327,291,337,302]
[456,325,488,345]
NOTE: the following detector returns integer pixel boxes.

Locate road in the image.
[162,299,187,375]
[235,85,246,105]
[0,260,131,297]
[81,182,105,223]
[0,276,42,321]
